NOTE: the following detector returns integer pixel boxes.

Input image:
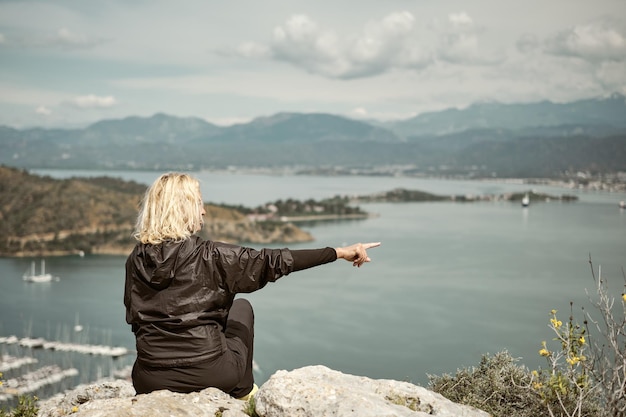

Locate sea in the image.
[1,169,625,405]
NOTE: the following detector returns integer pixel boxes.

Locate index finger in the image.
[363,242,381,249]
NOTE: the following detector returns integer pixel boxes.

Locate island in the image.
[351,188,578,203]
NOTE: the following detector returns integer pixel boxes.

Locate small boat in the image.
[23,259,54,283]
[521,194,530,207]
[74,312,84,333]
[620,201,625,209]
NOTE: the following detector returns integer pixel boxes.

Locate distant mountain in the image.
[86,113,222,145]
[383,93,626,138]
[0,94,624,177]
[210,112,401,143]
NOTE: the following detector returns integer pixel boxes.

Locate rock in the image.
[255,366,490,417]
[38,380,248,417]
[37,366,490,417]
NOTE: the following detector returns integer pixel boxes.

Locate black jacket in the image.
[124,236,294,367]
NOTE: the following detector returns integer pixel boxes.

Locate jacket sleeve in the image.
[206,242,295,294]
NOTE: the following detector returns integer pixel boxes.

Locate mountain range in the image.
[1,93,625,178]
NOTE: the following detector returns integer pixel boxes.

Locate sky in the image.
[1,0,625,128]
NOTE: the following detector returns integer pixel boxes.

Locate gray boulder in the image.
[38,380,248,417]
[255,365,490,417]
[37,366,490,417]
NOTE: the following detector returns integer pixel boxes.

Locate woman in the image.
[124,172,379,400]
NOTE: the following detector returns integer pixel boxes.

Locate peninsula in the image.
[0,166,313,257]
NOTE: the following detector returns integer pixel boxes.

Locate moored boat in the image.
[22,259,54,283]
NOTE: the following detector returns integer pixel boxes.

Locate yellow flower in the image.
[71,406,79,413]
[567,356,581,366]
[531,370,539,377]
[539,348,550,357]
[550,317,563,328]
[622,293,626,302]
[579,336,585,345]
[550,309,557,315]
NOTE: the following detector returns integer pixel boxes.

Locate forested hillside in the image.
[0,166,312,257]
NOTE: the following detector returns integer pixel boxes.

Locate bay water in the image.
[1,170,625,401]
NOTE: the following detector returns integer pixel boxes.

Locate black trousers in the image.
[132,298,255,398]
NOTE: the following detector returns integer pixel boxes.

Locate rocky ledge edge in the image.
[38,365,490,417]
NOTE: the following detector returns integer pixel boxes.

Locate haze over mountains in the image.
[1,94,625,178]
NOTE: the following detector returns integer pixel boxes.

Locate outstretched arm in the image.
[335,242,381,267]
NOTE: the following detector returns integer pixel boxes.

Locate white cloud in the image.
[545,20,626,62]
[448,12,473,27]
[236,41,270,58]
[594,61,626,93]
[237,11,508,79]
[435,12,502,65]
[50,28,100,49]
[5,27,107,50]
[35,106,52,116]
[516,33,540,54]
[350,107,369,118]
[68,94,117,109]
[238,12,431,79]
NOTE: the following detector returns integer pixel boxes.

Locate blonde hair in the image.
[133,172,204,244]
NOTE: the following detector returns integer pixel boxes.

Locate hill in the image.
[0,166,312,257]
[0,94,625,178]
[382,92,626,137]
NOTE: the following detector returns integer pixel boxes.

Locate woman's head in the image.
[133,172,205,244]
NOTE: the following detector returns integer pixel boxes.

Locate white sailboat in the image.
[23,259,54,283]
[521,193,530,207]
[74,312,84,333]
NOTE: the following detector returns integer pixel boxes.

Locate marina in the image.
[0,335,133,406]
[0,336,130,357]
[0,355,38,372]
[0,365,78,402]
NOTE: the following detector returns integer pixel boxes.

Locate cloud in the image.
[350,107,369,118]
[435,12,503,65]
[67,94,117,109]
[545,19,626,62]
[35,106,52,116]
[49,27,102,49]
[235,11,508,79]
[2,27,106,50]
[516,33,540,54]
[237,12,431,79]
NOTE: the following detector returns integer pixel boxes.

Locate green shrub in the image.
[430,258,624,417]
[0,395,39,417]
[429,351,546,417]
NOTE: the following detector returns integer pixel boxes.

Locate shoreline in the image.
[277,213,375,222]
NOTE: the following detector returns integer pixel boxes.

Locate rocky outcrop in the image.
[255,366,490,417]
[38,365,490,417]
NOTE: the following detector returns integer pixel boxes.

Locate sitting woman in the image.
[124,172,379,400]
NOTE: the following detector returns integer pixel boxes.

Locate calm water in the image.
[1,170,625,402]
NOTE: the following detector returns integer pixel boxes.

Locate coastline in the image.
[276,213,376,222]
